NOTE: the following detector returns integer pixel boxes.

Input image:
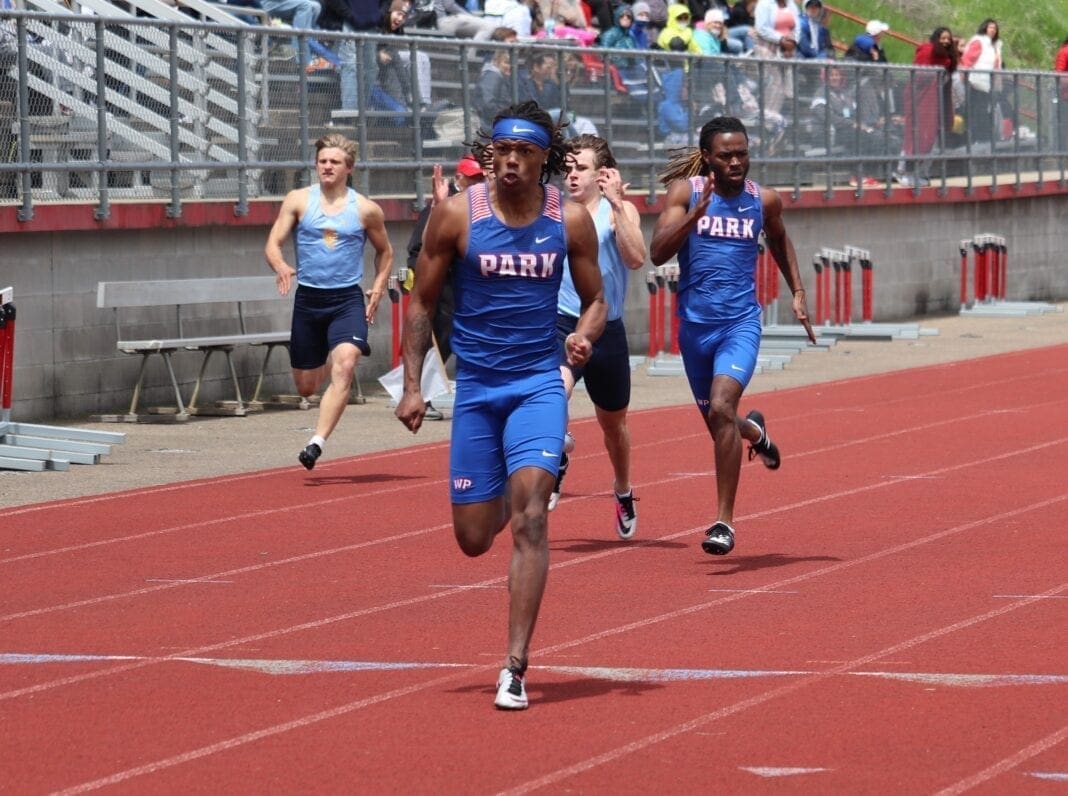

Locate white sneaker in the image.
[494,666,528,710]
[547,452,568,512]
[614,491,638,540]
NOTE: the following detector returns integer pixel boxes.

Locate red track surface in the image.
[3,346,1067,793]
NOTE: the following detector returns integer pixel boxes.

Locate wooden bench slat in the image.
[98,276,286,309]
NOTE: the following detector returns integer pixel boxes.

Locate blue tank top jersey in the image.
[677,176,763,325]
[450,182,568,373]
[294,186,367,289]
[558,197,628,322]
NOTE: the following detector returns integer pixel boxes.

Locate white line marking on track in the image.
[38,502,1068,792]
[933,725,1068,795]
[498,580,1068,796]
[707,588,798,594]
[1026,772,1068,781]
[993,594,1068,600]
[144,579,233,585]
[740,767,830,777]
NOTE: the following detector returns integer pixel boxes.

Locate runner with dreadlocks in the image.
[396,100,606,710]
[650,116,815,557]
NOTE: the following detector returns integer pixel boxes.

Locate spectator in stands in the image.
[630,1,654,48]
[657,67,693,143]
[260,0,322,63]
[694,8,743,55]
[423,0,500,39]
[753,0,799,115]
[477,48,514,131]
[320,0,384,111]
[519,51,562,110]
[482,0,532,37]
[894,26,956,188]
[753,0,799,59]
[599,5,640,56]
[657,4,701,54]
[265,133,393,471]
[389,0,433,106]
[1056,37,1068,150]
[848,19,888,63]
[727,0,756,53]
[405,154,486,420]
[797,0,830,60]
[959,18,1003,147]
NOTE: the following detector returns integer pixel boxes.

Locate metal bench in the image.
[96,276,292,421]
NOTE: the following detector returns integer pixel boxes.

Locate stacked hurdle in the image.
[798,246,937,340]
[958,234,1061,317]
[0,287,125,471]
[646,262,686,375]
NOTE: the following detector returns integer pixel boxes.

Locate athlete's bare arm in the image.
[649,174,715,265]
[359,197,394,324]
[563,200,607,367]
[761,186,816,343]
[599,168,646,270]
[395,191,466,432]
[264,187,310,295]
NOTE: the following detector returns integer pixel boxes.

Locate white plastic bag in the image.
[378,346,451,404]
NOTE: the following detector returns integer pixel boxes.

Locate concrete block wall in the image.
[3,192,1066,422]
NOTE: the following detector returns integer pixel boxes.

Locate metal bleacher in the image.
[11,0,265,200]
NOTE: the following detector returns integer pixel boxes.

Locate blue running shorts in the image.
[556,314,632,413]
[449,366,567,504]
[678,314,762,410]
[289,284,370,370]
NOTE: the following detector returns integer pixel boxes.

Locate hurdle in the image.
[1,287,125,472]
[958,233,1061,316]
[647,262,686,375]
[780,246,937,340]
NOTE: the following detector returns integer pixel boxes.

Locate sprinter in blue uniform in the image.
[550,135,647,541]
[265,134,394,471]
[396,102,606,710]
[650,116,816,556]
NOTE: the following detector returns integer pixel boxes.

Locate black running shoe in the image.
[548,452,568,511]
[702,521,736,555]
[745,410,780,470]
[298,442,322,471]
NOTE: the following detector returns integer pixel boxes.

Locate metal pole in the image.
[93,16,111,221]
[234,28,250,217]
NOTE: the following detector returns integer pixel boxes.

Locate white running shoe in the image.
[614,491,638,540]
[494,666,528,710]
[547,452,568,512]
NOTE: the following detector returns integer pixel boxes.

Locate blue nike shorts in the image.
[290,284,370,370]
[449,366,567,504]
[678,314,762,410]
[556,314,632,413]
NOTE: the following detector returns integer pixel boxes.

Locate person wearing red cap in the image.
[405,154,485,419]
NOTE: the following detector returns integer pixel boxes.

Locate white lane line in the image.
[50,581,1068,795]
[740,767,830,777]
[5,654,1064,687]
[5,430,1066,625]
[498,582,1068,796]
[934,725,1068,795]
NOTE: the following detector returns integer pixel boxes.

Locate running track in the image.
[2,346,1066,793]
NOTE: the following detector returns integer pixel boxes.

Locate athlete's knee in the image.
[510,505,549,548]
[292,369,321,397]
[453,524,493,557]
[706,396,737,429]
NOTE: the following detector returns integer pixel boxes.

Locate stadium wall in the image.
[3,190,1066,423]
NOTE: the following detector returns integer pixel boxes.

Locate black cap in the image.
[804,0,822,7]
